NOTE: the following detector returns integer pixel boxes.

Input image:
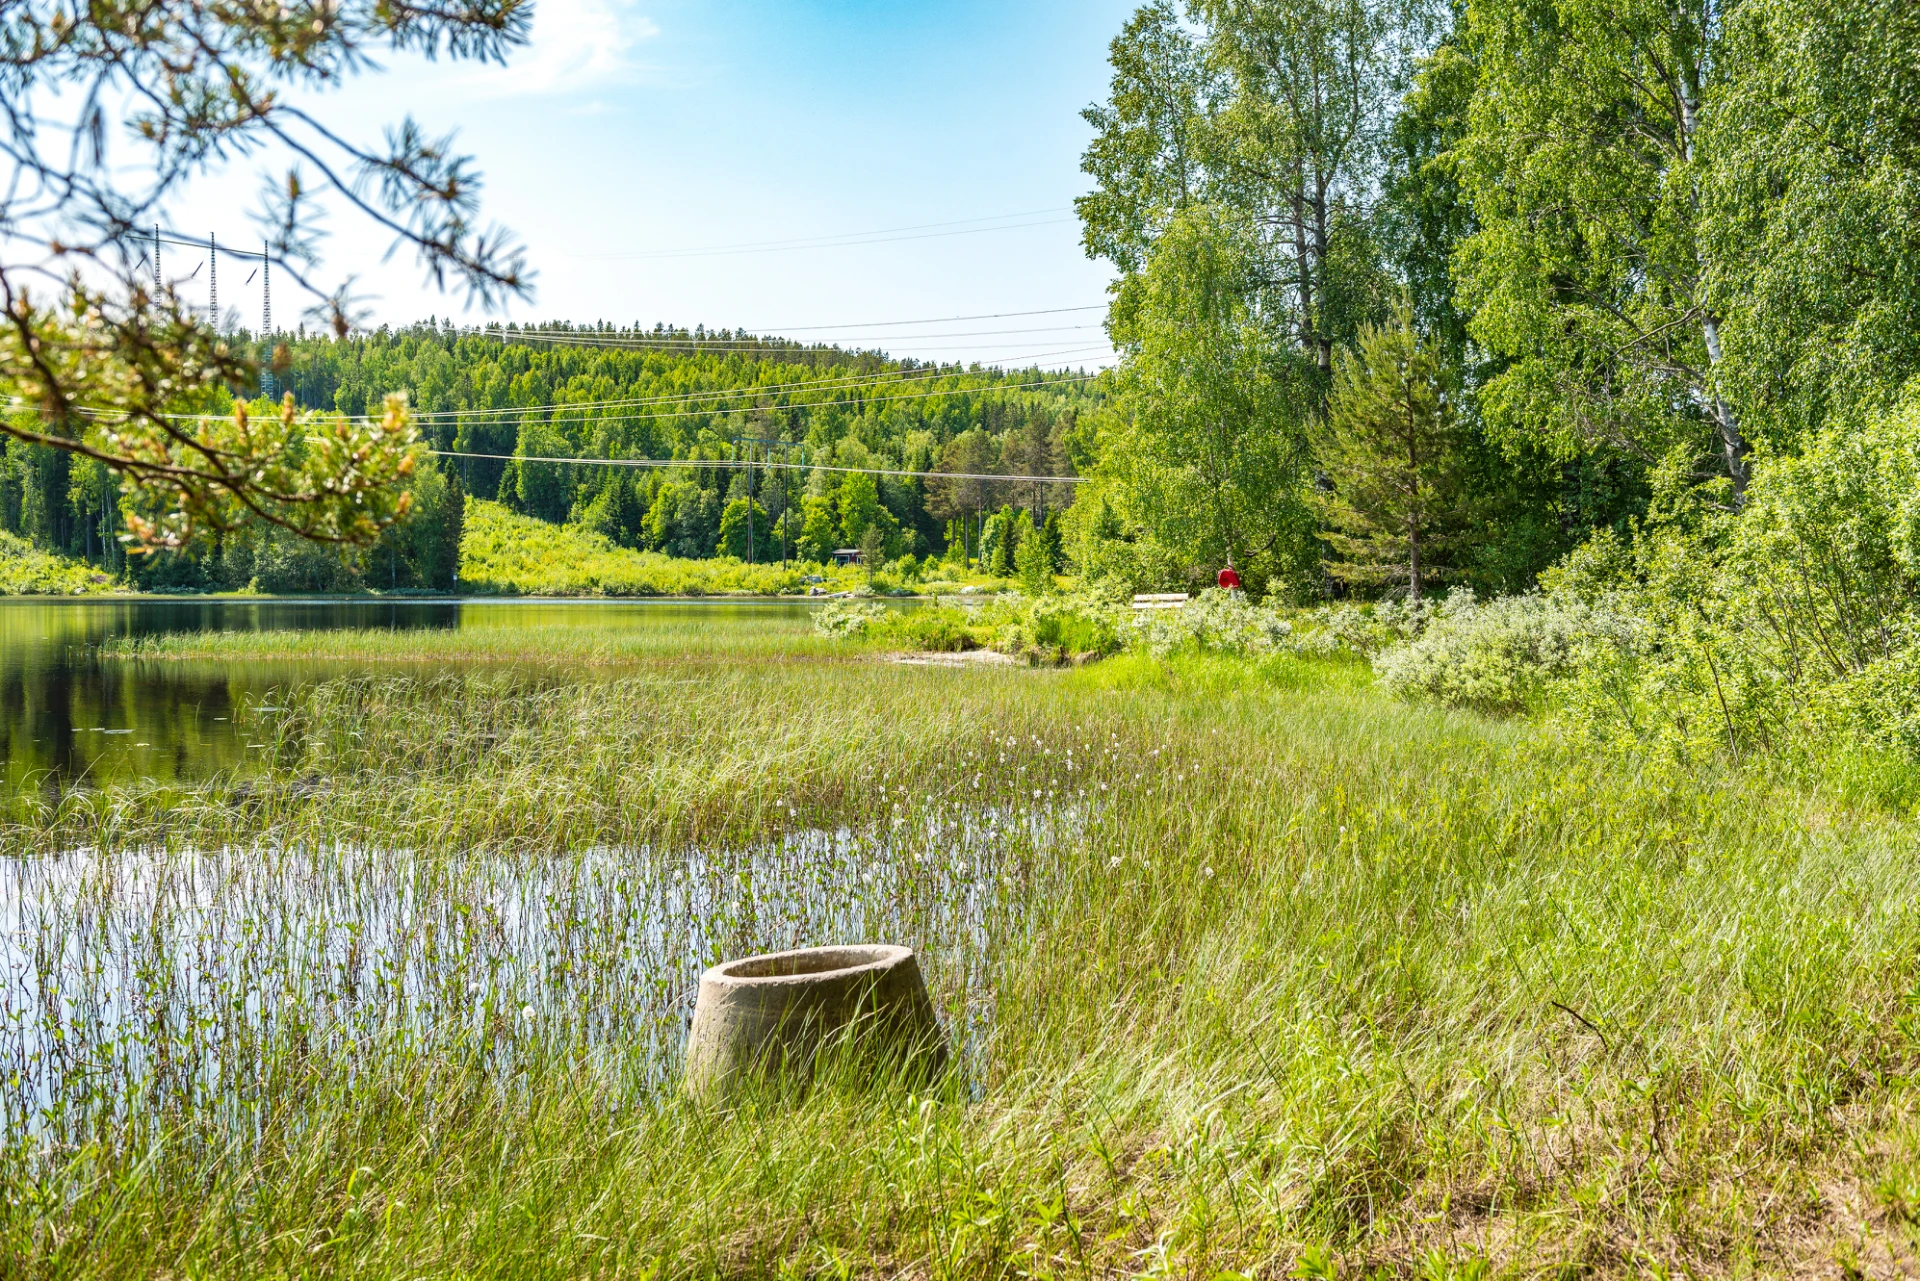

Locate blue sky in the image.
[167,0,1139,367]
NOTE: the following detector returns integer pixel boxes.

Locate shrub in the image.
[1126,588,1295,657]
[1535,386,1920,763]
[1016,596,1125,659]
[1015,531,1055,597]
[886,607,978,652]
[810,601,888,638]
[0,530,117,595]
[1373,592,1641,714]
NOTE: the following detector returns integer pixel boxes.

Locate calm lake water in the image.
[0,597,824,791]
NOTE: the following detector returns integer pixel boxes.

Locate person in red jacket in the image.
[1217,562,1242,591]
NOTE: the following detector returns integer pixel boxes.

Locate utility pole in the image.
[734,433,799,565]
[260,240,275,400]
[151,225,160,291]
[207,233,218,329]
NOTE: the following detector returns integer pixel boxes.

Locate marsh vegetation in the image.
[2,604,1917,1277]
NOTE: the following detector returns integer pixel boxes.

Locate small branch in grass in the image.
[1550,1001,1611,1057]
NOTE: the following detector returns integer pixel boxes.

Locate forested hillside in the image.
[0,325,1098,591]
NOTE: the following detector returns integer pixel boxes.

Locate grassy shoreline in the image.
[0,500,1017,600]
[6,626,1920,1277]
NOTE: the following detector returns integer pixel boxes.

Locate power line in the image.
[496,322,1103,348]
[432,369,1102,426]
[214,350,1099,422]
[146,230,275,262]
[718,304,1107,333]
[498,333,1111,361]
[576,209,1075,261]
[401,355,1104,421]
[69,347,1108,431]
[75,369,1105,432]
[432,449,1083,485]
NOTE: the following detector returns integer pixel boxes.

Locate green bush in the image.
[1126,588,1296,657]
[887,607,978,652]
[1005,596,1125,660]
[1015,529,1055,597]
[0,529,118,595]
[810,601,888,638]
[1538,385,1920,763]
[812,594,1122,662]
[1373,592,1639,714]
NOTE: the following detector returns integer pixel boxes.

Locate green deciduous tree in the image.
[1454,0,1748,492]
[1197,0,1429,378]
[1078,2,1217,277]
[1103,208,1319,595]
[837,469,883,547]
[1701,0,1920,446]
[1017,516,1056,596]
[795,496,839,565]
[1082,0,1428,390]
[644,481,719,560]
[717,497,775,561]
[513,422,574,523]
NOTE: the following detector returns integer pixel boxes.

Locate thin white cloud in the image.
[444,0,660,97]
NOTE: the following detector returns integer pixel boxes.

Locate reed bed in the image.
[97,603,858,667]
[4,633,1918,1278]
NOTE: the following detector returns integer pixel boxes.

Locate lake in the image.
[0,597,829,791]
[0,597,1065,1137]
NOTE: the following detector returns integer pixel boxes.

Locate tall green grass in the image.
[459,501,865,597]
[98,602,860,669]
[5,629,1918,1276]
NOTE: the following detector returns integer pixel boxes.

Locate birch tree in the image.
[1105,207,1319,593]
[1453,0,1749,494]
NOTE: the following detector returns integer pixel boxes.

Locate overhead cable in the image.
[575,209,1075,261]
[432,450,1084,485]
[416,369,1100,425]
[499,335,1107,354]
[73,371,1105,431]
[726,304,1106,332]
[495,322,1104,347]
[400,355,1106,420]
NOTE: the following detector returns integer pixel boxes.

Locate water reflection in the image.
[0,598,824,790]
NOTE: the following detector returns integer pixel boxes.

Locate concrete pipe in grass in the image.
[684,944,946,1099]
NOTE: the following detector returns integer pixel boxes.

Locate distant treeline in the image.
[0,323,1099,590]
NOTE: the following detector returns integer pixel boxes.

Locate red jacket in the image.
[1217,567,1242,590]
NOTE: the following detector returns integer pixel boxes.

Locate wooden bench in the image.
[1130,593,1190,611]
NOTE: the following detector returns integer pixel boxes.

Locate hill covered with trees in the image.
[0,325,1099,592]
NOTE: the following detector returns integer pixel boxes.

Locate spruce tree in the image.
[436,470,466,592]
[1315,308,1472,601]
